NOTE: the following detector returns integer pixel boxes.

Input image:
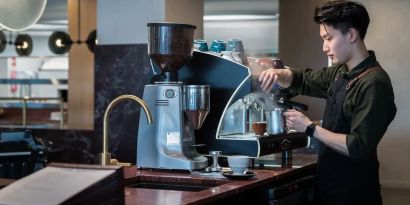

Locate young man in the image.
[259,1,396,204]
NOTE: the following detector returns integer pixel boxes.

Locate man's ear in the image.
[348,28,359,43]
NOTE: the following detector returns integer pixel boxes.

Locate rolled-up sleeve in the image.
[346,82,397,161]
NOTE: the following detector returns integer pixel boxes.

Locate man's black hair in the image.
[314,0,370,39]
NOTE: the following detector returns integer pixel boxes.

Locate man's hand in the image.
[259,68,279,92]
[258,61,293,92]
[283,109,312,132]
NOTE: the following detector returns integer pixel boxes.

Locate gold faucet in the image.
[99,95,153,166]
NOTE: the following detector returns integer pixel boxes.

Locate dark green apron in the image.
[316,66,383,205]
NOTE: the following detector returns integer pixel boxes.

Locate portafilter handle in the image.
[277,98,308,111]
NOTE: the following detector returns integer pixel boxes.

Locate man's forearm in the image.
[313,126,350,156]
[277,69,294,88]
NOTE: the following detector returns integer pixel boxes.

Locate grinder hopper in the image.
[148,23,209,130]
[147,22,196,81]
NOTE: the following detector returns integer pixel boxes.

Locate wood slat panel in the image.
[67,0,96,130]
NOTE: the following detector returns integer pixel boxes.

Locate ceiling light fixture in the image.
[48,0,96,55]
[15,34,33,57]
[0,30,6,53]
[0,0,47,31]
[48,31,72,55]
[0,31,33,56]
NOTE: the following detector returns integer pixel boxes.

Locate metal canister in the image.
[183,85,210,130]
[265,108,286,135]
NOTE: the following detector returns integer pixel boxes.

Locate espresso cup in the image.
[194,39,208,52]
[210,40,226,53]
[227,155,250,175]
[227,39,245,62]
[226,38,244,52]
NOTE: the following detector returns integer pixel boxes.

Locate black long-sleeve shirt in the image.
[288,51,397,161]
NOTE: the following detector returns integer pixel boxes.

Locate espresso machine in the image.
[137,23,209,170]
[136,22,308,171]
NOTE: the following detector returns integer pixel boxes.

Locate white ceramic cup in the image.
[227,155,250,175]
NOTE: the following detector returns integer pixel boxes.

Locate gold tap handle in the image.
[110,159,132,167]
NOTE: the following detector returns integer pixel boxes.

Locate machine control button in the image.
[164,89,177,98]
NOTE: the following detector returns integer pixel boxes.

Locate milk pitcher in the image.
[265,108,286,135]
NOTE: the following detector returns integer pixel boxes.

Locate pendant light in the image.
[0,31,33,56]
[48,0,96,54]
[0,0,47,31]
[85,29,97,53]
[15,34,33,56]
[48,31,73,55]
[0,30,6,53]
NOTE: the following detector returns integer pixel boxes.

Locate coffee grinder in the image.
[137,23,210,170]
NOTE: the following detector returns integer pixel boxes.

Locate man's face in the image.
[320,24,352,66]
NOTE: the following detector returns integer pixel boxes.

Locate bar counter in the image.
[123,153,317,205]
[0,153,316,204]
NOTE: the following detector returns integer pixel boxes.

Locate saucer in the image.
[221,171,256,179]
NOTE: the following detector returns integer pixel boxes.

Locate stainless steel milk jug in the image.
[265,108,286,135]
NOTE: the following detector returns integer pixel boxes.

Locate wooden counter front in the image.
[123,153,317,205]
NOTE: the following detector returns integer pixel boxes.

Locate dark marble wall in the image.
[94,44,151,163]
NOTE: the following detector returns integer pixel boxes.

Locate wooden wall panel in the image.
[67,0,96,129]
[165,0,204,39]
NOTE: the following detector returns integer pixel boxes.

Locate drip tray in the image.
[126,175,227,192]
[128,182,215,192]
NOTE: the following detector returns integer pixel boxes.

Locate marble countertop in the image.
[0,153,317,205]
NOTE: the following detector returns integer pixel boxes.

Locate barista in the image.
[259,1,396,204]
